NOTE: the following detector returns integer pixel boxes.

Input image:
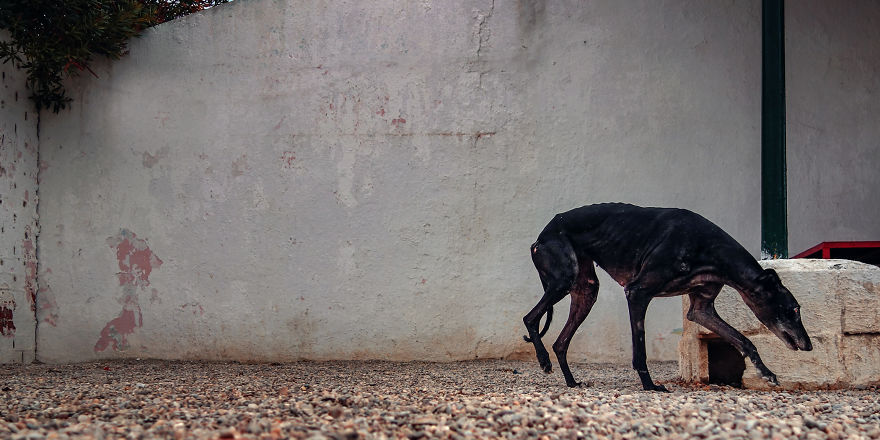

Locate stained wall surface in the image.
[36,0,767,363]
[0,61,40,363]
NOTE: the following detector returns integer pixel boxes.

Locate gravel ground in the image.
[1,359,879,440]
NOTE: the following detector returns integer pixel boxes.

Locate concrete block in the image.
[677,304,709,383]
[839,264,880,334]
[711,259,851,336]
[680,259,880,389]
[740,333,844,390]
[840,334,880,386]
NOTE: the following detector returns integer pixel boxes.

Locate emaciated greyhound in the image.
[523,203,813,391]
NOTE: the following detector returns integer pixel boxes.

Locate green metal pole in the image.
[761,0,788,259]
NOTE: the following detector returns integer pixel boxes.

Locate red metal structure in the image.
[793,241,880,266]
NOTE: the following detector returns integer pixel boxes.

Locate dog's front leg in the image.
[687,291,779,386]
[626,294,669,392]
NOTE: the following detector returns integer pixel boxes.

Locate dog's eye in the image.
[793,307,799,314]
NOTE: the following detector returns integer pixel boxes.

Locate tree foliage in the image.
[0,0,230,113]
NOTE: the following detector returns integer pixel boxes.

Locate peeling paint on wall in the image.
[22,225,37,311]
[141,147,169,168]
[180,302,205,316]
[0,290,14,337]
[108,229,163,288]
[95,230,162,352]
[38,269,58,327]
[281,151,296,169]
[1,64,39,363]
[231,154,249,177]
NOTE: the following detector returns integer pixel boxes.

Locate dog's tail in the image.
[522,306,553,343]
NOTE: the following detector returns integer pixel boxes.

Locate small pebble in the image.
[0,360,878,439]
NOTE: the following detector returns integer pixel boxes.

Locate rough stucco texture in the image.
[35,0,763,363]
[0,63,39,364]
[785,0,880,255]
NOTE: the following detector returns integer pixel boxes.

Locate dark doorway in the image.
[707,339,746,387]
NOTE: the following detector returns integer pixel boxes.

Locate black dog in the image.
[523,203,812,391]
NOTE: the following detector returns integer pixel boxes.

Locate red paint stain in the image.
[154,112,170,127]
[41,301,58,327]
[38,160,49,183]
[38,268,58,327]
[22,226,37,311]
[110,230,163,288]
[181,303,205,316]
[0,296,15,337]
[231,154,249,177]
[95,230,162,353]
[94,307,142,352]
[391,118,406,127]
[273,116,285,130]
[376,107,385,116]
[281,151,296,169]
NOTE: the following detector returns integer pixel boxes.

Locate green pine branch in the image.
[0,0,229,113]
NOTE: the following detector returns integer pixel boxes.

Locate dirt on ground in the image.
[1,359,879,439]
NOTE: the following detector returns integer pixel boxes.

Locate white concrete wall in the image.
[786,0,880,255]
[0,60,40,363]
[35,0,765,363]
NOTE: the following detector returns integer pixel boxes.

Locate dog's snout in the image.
[800,337,813,352]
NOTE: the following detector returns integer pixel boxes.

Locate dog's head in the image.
[747,269,813,352]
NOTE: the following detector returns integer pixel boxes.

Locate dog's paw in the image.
[523,335,533,343]
[647,384,670,393]
[566,380,590,388]
[763,373,779,386]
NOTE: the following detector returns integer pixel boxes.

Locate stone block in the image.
[838,264,880,334]
[680,259,880,389]
[710,259,850,336]
[740,333,844,390]
[840,334,880,386]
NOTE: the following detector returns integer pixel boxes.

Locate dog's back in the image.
[537,203,754,284]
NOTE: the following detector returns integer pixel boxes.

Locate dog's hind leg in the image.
[524,238,577,374]
[553,259,599,387]
[523,271,553,343]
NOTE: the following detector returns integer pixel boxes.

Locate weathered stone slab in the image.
[680,259,880,389]
[839,266,880,334]
[839,334,880,386]
[740,333,844,390]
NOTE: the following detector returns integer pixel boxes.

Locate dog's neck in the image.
[725,260,768,296]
